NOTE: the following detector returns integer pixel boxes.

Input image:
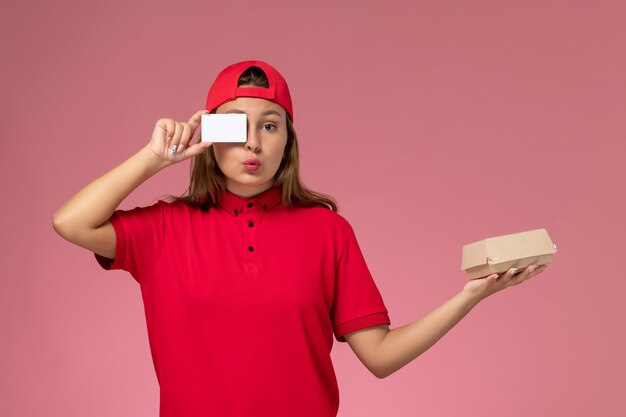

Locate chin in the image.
[227,176,269,187]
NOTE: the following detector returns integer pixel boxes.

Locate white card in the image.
[201,113,246,142]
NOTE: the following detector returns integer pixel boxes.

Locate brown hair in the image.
[171,66,338,212]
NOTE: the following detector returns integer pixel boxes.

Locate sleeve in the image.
[94,200,168,285]
[331,217,391,343]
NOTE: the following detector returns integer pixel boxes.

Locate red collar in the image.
[218,185,283,217]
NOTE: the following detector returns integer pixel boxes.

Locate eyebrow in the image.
[225,109,283,118]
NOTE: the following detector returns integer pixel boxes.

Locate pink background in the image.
[2,0,625,416]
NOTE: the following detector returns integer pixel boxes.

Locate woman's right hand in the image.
[53,109,214,259]
[146,109,213,168]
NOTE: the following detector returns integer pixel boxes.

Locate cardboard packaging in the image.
[461,228,557,280]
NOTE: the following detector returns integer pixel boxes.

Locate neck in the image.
[226,182,275,198]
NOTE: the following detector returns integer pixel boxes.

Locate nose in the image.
[245,125,261,152]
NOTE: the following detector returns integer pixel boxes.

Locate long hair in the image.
[172,66,338,212]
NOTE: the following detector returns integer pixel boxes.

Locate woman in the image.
[53,60,548,417]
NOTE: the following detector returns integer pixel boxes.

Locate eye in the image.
[263,123,277,132]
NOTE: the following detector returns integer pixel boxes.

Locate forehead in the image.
[217,97,285,119]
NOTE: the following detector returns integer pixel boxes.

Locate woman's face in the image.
[213,96,288,198]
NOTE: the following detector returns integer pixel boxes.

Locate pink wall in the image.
[2,0,625,416]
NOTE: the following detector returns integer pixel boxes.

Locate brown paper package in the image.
[461,228,557,280]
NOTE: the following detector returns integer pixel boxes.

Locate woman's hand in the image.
[146,109,213,169]
[462,264,550,304]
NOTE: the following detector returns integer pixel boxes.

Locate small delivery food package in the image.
[461,228,557,280]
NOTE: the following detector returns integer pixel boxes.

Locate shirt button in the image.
[262,204,268,210]
[247,202,253,208]
[248,221,254,227]
[248,246,254,252]
[233,209,238,215]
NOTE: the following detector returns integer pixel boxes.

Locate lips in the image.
[243,158,261,166]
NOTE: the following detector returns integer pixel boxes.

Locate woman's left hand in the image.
[463,264,549,303]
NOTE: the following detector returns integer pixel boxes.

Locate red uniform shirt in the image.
[95,185,391,417]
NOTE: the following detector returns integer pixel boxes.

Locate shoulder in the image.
[289,205,354,235]
[151,199,208,215]
[113,199,198,221]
